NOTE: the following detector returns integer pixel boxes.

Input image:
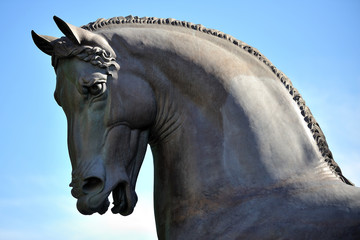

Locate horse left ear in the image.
[53,15,90,45]
[31,30,58,56]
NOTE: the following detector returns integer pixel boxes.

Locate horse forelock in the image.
[51,37,116,70]
[79,16,353,185]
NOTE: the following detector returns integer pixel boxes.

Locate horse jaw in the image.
[112,129,149,216]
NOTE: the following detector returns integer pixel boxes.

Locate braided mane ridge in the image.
[81,16,353,185]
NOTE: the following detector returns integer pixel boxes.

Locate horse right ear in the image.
[31,30,58,56]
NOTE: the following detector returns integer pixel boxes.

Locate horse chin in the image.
[111,182,137,216]
[76,192,111,215]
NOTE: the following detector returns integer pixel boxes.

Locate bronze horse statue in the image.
[32,16,360,239]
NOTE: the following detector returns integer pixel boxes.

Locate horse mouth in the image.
[111,182,135,216]
[76,181,135,216]
[76,192,110,215]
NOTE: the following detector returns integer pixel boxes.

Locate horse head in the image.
[32,16,156,216]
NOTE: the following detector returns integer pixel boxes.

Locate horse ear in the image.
[53,15,89,45]
[31,30,57,56]
[53,16,116,58]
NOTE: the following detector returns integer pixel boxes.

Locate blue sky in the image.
[1,0,359,239]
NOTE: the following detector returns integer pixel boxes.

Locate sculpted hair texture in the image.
[51,37,116,70]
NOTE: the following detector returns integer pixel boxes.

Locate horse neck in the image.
[107,24,338,207]
[147,67,330,189]
[120,27,333,168]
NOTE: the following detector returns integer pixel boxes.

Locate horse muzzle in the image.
[74,181,136,215]
[69,174,107,215]
[70,173,136,215]
[68,126,149,216]
[70,176,105,198]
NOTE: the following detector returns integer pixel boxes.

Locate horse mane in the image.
[81,16,353,186]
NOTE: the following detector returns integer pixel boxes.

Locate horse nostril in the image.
[82,177,104,194]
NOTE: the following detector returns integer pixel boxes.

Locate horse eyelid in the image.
[82,78,107,87]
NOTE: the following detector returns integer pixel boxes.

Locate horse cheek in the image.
[110,76,156,129]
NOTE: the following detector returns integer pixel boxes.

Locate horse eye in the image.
[88,82,106,95]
